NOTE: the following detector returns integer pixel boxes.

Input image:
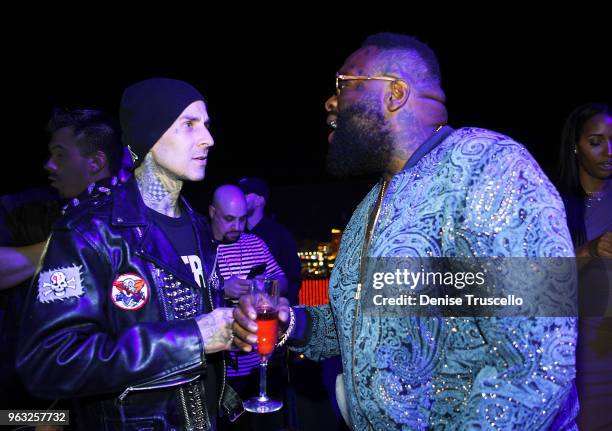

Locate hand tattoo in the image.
[196,308,234,354]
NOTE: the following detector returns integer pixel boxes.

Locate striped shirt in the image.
[217,233,284,376]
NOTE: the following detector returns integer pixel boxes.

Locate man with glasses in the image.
[233,33,578,429]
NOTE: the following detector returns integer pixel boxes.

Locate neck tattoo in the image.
[136,152,183,217]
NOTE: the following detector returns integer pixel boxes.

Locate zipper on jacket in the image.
[118,368,202,402]
[198,270,227,412]
[179,386,194,430]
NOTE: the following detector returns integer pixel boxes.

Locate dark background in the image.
[2,17,609,244]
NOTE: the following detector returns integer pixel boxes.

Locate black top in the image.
[148,208,198,266]
[148,207,219,423]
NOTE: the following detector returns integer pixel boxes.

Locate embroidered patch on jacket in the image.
[37,265,84,303]
[111,273,149,310]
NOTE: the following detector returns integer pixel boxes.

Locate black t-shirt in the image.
[148,208,219,424]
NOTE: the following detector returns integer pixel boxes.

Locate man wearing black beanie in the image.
[17,78,243,430]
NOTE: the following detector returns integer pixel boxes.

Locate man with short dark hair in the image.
[45,108,125,199]
[1,108,127,290]
[0,108,127,415]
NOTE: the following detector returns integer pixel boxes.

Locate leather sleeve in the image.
[16,225,204,399]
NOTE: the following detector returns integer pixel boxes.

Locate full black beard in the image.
[326,100,394,177]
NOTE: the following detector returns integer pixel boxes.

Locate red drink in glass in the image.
[243,278,283,413]
[256,307,278,358]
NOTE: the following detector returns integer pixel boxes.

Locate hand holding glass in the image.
[242,278,283,413]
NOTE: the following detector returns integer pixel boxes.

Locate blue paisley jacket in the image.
[291,127,577,430]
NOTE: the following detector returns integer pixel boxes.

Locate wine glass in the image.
[242,278,283,413]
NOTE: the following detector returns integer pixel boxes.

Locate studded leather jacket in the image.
[16,178,242,430]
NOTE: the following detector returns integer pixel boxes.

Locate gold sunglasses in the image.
[335,72,402,95]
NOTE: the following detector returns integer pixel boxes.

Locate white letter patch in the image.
[111,273,149,311]
[37,265,84,303]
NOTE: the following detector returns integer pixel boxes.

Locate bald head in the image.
[360,33,441,88]
[212,185,247,210]
[209,185,247,243]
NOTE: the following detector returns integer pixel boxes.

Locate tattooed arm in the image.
[196,308,235,354]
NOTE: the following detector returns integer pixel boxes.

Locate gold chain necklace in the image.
[355,178,389,300]
[584,181,610,208]
[354,125,443,300]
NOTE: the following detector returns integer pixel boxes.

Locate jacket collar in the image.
[61,176,120,216]
[401,125,455,173]
[111,177,148,227]
[113,177,217,290]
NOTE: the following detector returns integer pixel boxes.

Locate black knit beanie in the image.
[119,77,205,164]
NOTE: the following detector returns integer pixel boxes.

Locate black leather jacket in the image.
[16,178,242,430]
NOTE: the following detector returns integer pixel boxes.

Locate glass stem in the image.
[259,359,268,400]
